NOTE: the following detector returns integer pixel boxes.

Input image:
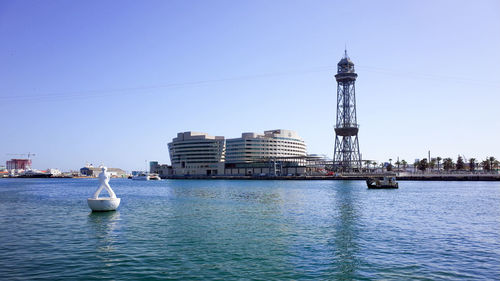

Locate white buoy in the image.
[88,167,120,212]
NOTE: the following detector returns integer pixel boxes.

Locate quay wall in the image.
[167,174,500,181]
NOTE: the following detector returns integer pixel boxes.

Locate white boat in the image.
[131,172,161,181]
[17,169,52,178]
[132,172,150,181]
[148,173,161,180]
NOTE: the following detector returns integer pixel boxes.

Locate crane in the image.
[5,153,36,170]
[6,153,36,159]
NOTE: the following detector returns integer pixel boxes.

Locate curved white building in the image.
[168,132,225,176]
[225,129,307,163]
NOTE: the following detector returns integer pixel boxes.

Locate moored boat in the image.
[366,176,398,189]
[17,169,53,178]
[132,173,149,181]
[148,173,161,180]
[131,172,161,181]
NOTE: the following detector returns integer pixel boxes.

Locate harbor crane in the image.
[6,153,36,159]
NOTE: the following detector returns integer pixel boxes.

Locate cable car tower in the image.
[333,50,362,172]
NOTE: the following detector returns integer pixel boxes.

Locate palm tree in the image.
[418,159,429,173]
[401,160,408,171]
[490,157,499,171]
[481,158,491,171]
[436,157,442,171]
[395,160,401,171]
[443,158,454,171]
[364,160,371,172]
[429,158,436,171]
[372,161,377,172]
[469,158,476,171]
[456,155,465,170]
[489,157,498,171]
[362,160,370,173]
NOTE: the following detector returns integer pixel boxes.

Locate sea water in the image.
[0,178,499,280]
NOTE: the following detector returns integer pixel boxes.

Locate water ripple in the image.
[0,179,498,280]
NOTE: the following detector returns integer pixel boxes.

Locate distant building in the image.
[47,168,62,176]
[0,165,8,178]
[6,159,31,170]
[149,161,158,172]
[80,164,126,177]
[149,161,172,178]
[168,132,225,176]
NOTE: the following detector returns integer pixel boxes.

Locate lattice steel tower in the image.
[333,50,362,172]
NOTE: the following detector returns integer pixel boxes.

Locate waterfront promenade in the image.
[3,172,499,181]
[167,172,500,181]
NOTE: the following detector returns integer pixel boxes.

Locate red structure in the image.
[6,159,32,170]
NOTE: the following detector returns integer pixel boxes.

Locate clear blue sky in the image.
[1,0,499,171]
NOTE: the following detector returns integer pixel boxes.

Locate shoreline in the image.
[3,174,499,181]
[165,174,500,181]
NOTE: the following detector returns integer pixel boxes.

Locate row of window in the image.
[172,156,224,160]
[227,143,305,147]
[169,138,306,166]
[227,150,306,154]
[172,160,221,164]
[170,149,224,154]
[169,145,224,150]
[172,158,224,163]
[226,147,306,152]
[226,140,304,145]
[183,165,219,169]
[170,140,224,145]
[227,156,304,159]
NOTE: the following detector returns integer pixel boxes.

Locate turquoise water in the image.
[0,179,499,280]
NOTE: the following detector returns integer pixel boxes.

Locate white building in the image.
[168,132,225,176]
[79,165,127,177]
[225,129,307,163]
[47,168,62,176]
[224,129,308,176]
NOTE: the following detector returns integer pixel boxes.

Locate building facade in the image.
[149,161,172,178]
[6,159,32,170]
[225,129,307,163]
[224,129,308,176]
[168,132,225,176]
[80,165,127,177]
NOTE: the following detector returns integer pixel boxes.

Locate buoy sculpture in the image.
[87,167,121,211]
